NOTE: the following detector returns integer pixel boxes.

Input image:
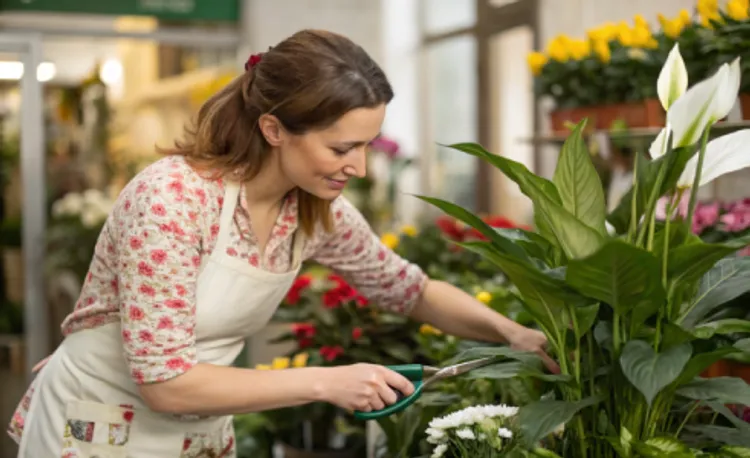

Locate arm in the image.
[119,174,413,415]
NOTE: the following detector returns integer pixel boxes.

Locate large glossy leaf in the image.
[693,319,750,339]
[460,241,583,337]
[736,338,750,353]
[608,146,695,233]
[574,303,600,338]
[552,121,607,235]
[444,345,540,366]
[415,195,531,261]
[446,142,561,203]
[566,240,665,315]
[517,396,601,447]
[620,340,692,405]
[494,227,562,266]
[446,142,604,259]
[466,361,572,383]
[680,256,750,328]
[634,437,691,457]
[674,347,741,385]
[685,425,750,448]
[719,446,750,457]
[677,377,750,405]
[668,235,750,290]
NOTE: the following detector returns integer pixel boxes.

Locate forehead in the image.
[317,105,386,140]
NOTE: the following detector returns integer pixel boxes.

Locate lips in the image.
[326,178,348,190]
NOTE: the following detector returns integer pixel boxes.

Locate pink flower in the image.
[721,207,750,233]
[369,136,400,159]
[693,202,720,234]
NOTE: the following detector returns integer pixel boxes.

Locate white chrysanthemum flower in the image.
[426,427,446,444]
[456,428,476,440]
[432,443,448,458]
[428,404,519,430]
[498,427,513,439]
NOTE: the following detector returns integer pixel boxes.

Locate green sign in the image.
[0,0,238,22]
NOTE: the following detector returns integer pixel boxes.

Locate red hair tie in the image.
[245,53,263,71]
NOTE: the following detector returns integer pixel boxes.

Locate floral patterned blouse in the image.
[8,155,426,443]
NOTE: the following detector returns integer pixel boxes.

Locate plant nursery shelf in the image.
[528,120,750,149]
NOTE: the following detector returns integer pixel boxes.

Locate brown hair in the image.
[161,29,394,235]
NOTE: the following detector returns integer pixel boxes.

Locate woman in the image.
[9,29,557,457]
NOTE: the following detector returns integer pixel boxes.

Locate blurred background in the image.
[1,0,750,456]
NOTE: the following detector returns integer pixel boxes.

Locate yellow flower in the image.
[527,51,548,76]
[380,232,399,249]
[475,291,492,305]
[698,0,721,27]
[255,364,271,370]
[292,352,309,368]
[272,357,290,370]
[593,39,611,63]
[658,10,692,39]
[419,324,443,336]
[727,0,749,20]
[400,225,418,237]
[631,26,658,49]
[568,39,591,60]
[546,35,571,62]
[634,14,649,30]
[587,22,618,43]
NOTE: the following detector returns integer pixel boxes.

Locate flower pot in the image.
[278,442,362,458]
[701,359,732,378]
[740,93,750,120]
[2,248,24,303]
[730,361,750,382]
[549,99,665,133]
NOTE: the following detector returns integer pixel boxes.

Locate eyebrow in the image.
[333,133,382,149]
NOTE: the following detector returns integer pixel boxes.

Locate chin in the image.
[301,186,343,201]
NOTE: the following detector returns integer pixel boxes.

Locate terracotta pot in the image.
[730,361,750,382]
[549,98,665,133]
[701,359,732,378]
[278,443,361,458]
[740,93,750,120]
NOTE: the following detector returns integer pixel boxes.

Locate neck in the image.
[243,153,295,207]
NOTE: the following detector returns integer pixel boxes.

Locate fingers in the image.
[380,367,415,396]
[32,356,50,373]
[538,351,561,374]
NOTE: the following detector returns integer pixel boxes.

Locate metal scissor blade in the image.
[432,356,498,381]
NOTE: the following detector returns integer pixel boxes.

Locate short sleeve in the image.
[115,173,204,385]
[312,197,427,314]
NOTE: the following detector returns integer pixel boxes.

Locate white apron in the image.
[15,181,305,457]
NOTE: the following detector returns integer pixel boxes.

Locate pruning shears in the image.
[353,356,497,420]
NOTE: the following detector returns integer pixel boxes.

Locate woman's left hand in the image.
[509,327,560,374]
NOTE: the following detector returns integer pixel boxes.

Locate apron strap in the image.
[215,180,241,251]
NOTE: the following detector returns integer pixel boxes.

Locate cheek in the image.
[282,143,340,177]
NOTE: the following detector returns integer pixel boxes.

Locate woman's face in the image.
[273,104,386,200]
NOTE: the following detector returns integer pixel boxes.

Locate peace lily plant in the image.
[421,43,750,457]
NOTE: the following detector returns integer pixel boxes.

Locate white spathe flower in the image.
[667,59,742,148]
[677,129,750,189]
[432,443,448,458]
[498,427,513,439]
[657,43,688,110]
[53,192,84,217]
[456,428,476,440]
[648,126,671,159]
[81,209,102,228]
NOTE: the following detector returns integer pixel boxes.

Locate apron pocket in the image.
[180,418,235,458]
[62,401,132,458]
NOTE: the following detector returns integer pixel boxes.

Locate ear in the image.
[258,114,285,147]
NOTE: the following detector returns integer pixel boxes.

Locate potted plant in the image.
[419,43,750,455]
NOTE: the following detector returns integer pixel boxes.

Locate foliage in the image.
[46,189,113,282]
[422,43,750,456]
[0,216,22,248]
[528,2,750,109]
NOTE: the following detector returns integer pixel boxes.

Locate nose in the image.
[343,147,367,178]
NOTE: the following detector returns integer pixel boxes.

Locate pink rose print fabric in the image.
[8,155,426,444]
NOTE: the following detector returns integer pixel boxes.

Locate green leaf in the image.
[459,241,584,338]
[608,146,695,233]
[675,347,741,385]
[641,437,691,455]
[680,256,750,328]
[517,397,601,447]
[494,227,562,266]
[446,142,561,204]
[574,303,600,338]
[736,338,750,353]
[552,120,607,235]
[677,377,750,405]
[719,446,750,457]
[467,361,573,383]
[693,319,750,339]
[415,195,530,261]
[668,235,750,291]
[685,425,750,448]
[620,340,692,405]
[444,345,540,366]
[446,142,604,259]
[566,240,666,315]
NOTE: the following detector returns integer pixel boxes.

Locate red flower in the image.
[435,216,465,241]
[322,274,360,308]
[319,345,344,362]
[285,275,312,305]
[351,327,363,340]
[292,323,316,347]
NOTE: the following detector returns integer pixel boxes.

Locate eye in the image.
[331,146,352,156]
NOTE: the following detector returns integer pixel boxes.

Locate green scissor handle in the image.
[353,364,425,421]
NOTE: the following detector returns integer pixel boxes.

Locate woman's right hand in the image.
[316,363,415,412]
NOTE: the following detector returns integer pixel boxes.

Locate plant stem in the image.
[628,153,640,244]
[675,401,701,437]
[636,162,668,247]
[613,313,621,354]
[685,128,711,228]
